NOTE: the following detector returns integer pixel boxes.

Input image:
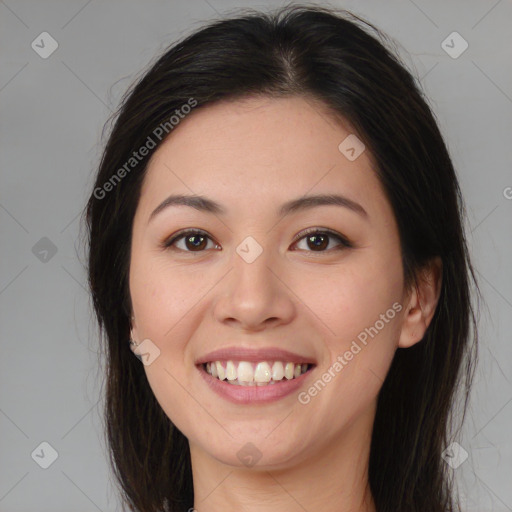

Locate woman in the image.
[84,5,480,512]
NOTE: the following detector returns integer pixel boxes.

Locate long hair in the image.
[83,5,480,511]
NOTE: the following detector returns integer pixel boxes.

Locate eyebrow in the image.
[148,193,368,223]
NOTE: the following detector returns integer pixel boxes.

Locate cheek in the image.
[305,253,403,344]
[130,256,205,340]
[296,251,404,397]
[293,263,403,443]
[129,259,209,431]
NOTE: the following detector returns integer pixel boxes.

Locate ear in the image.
[398,256,443,348]
[129,316,139,352]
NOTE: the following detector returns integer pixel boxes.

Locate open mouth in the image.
[201,360,315,386]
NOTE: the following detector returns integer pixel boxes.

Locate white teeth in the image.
[237,361,254,382]
[284,362,295,380]
[216,361,225,380]
[254,362,272,383]
[226,361,237,381]
[204,360,311,385]
[271,361,284,381]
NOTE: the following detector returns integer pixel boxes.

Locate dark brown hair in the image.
[83,4,480,511]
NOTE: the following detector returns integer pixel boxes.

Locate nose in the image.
[212,247,296,332]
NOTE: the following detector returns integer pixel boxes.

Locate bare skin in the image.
[129,95,442,512]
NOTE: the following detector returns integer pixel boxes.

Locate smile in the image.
[204,360,312,385]
[198,360,315,404]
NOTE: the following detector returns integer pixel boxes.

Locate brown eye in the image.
[183,234,208,251]
[305,233,329,251]
[163,230,220,252]
[292,229,352,252]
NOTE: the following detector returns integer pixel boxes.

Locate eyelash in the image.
[161,227,352,254]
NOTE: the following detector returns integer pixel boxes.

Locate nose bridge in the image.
[213,236,295,329]
[234,239,274,293]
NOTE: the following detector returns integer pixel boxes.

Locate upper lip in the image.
[196,346,317,365]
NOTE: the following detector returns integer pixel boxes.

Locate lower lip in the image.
[197,364,315,404]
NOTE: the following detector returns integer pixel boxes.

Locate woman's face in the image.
[129,95,416,469]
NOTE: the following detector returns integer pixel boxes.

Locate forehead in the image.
[139,95,386,219]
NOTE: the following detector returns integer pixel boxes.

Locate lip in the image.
[195,346,317,365]
[197,363,315,404]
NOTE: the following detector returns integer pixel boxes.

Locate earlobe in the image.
[129,316,138,351]
[398,257,443,349]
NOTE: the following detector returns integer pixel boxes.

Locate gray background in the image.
[1,0,511,510]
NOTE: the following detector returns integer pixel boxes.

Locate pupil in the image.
[308,234,328,250]
[186,235,206,250]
